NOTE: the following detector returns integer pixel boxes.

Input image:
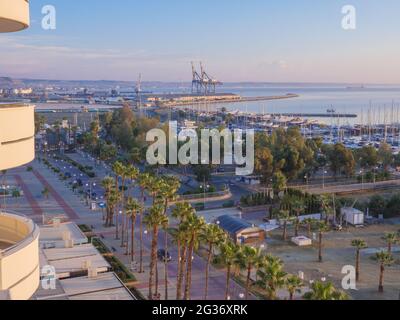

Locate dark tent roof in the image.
[216,215,254,236]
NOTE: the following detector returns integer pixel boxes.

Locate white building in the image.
[0,1,39,301]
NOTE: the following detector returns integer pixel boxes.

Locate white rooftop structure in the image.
[39,222,88,249]
[35,273,135,300]
[41,244,110,279]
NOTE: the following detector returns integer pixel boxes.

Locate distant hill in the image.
[0,77,22,87]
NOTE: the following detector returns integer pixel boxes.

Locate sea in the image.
[34,83,400,126]
[176,84,400,126]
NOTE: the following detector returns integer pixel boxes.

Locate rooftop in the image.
[216,215,254,235]
[35,273,135,300]
[39,222,88,248]
[41,244,111,280]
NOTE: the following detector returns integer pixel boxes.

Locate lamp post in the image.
[322,168,328,189]
[199,178,210,208]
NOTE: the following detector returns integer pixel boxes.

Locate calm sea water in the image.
[174,84,400,125]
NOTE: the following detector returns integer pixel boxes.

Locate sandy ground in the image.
[267,224,400,300]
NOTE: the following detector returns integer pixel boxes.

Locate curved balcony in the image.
[0,0,30,33]
[0,104,35,171]
[0,212,40,300]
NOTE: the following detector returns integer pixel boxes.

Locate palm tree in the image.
[277,210,291,241]
[183,214,206,300]
[125,165,139,197]
[106,190,121,228]
[315,221,329,262]
[301,218,317,238]
[303,281,349,300]
[232,244,246,278]
[137,172,152,273]
[112,161,125,240]
[159,177,180,300]
[124,165,139,249]
[256,255,287,300]
[101,176,115,227]
[285,275,303,300]
[119,164,129,247]
[201,224,226,300]
[291,199,305,237]
[242,246,262,300]
[148,175,163,205]
[351,239,367,282]
[125,197,142,263]
[172,202,195,300]
[375,251,394,293]
[144,204,168,300]
[171,225,189,300]
[383,232,399,254]
[320,194,334,224]
[219,240,237,300]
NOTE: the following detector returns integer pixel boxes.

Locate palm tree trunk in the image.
[379,264,384,293]
[245,264,252,300]
[130,216,136,263]
[125,217,130,255]
[289,291,294,300]
[355,249,360,282]
[388,243,392,254]
[148,226,158,300]
[176,239,181,298]
[120,178,126,247]
[225,265,231,300]
[115,209,119,240]
[155,260,159,298]
[308,223,312,238]
[184,239,195,300]
[318,232,323,262]
[177,244,187,300]
[115,177,119,239]
[204,242,213,300]
[164,229,169,300]
[139,191,145,273]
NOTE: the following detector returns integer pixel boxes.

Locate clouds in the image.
[0,35,192,80]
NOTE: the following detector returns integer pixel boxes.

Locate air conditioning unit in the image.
[64,239,74,248]
[82,260,92,270]
[88,267,98,278]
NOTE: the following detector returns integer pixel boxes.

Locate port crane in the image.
[191,61,222,95]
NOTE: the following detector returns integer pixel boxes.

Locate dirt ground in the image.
[266,224,400,300]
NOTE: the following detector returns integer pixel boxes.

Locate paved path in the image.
[32,169,79,220]
[14,174,43,216]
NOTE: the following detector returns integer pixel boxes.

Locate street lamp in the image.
[322,168,328,189]
[359,170,364,190]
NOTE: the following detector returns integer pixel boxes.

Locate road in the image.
[34,150,255,300]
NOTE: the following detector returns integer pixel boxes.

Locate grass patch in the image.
[91,238,137,282]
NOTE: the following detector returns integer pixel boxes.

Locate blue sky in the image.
[1,0,400,83]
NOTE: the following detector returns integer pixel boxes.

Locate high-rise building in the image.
[0,0,40,300]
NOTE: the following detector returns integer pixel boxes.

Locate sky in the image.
[1,0,400,83]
